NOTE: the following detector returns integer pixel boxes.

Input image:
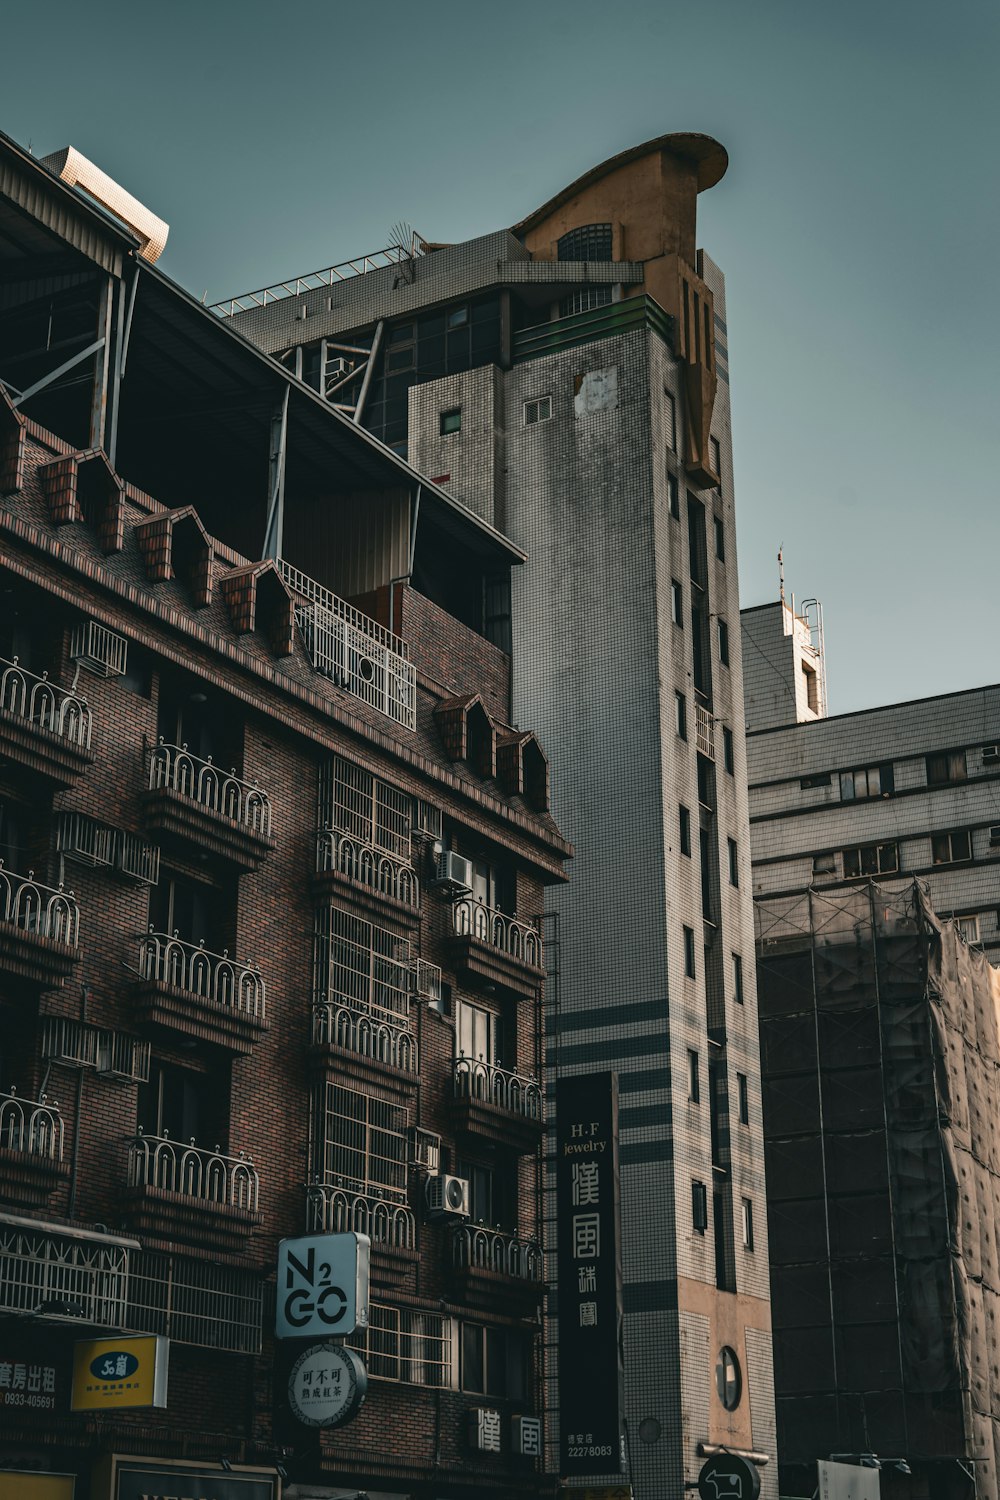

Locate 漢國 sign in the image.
[276,1231,370,1340]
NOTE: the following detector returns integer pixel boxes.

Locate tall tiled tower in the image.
[222,132,777,1500]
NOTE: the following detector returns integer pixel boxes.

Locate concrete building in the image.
[220,133,778,1499]
[744,598,1000,962]
[0,129,570,1500]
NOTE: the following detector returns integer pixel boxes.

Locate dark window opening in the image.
[440,408,461,436]
[557,224,613,262]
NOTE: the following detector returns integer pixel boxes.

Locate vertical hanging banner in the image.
[556,1071,626,1477]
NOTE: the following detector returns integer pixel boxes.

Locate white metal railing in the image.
[57,812,160,886]
[454,1056,541,1120]
[126,1249,262,1354]
[127,1132,259,1212]
[209,242,415,317]
[69,621,128,678]
[41,1017,151,1083]
[148,740,272,837]
[451,899,543,969]
[312,1003,418,1072]
[307,1182,416,1250]
[0,1221,130,1325]
[279,560,416,733]
[0,864,79,947]
[452,1225,542,1282]
[0,654,92,749]
[695,700,715,760]
[317,829,419,907]
[138,932,266,1024]
[0,1089,64,1161]
[314,906,412,1023]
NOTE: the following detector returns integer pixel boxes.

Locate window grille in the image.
[0,1220,131,1326]
[314,905,412,1021]
[57,812,159,885]
[69,620,128,678]
[557,224,613,261]
[314,1081,408,1199]
[319,756,412,859]
[346,1302,454,1387]
[126,1250,263,1354]
[41,1017,150,1083]
[559,286,612,318]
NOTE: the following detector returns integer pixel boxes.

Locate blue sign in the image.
[89,1351,140,1381]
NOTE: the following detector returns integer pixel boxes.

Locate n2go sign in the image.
[276,1233,370,1340]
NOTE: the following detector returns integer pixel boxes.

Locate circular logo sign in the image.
[89,1351,140,1381]
[288,1342,367,1428]
[697,1453,761,1500]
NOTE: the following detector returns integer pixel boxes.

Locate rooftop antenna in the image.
[778,545,786,608]
[388,221,425,285]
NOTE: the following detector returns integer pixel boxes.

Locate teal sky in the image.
[3,0,997,714]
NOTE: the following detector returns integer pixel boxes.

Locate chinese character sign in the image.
[555,1072,625,1477]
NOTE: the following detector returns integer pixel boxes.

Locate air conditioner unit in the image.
[983,745,999,765]
[327,356,352,379]
[412,799,443,844]
[425,1173,470,1221]
[411,960,443,1007]
[69,620,128,678]
[433,851,474,894]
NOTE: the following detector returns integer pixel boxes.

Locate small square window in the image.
[932,830,973,864]
[741,1197,754,1250]
[524,395,553,426]
[446,306,469,329]
[714,514,725,562]
[679,804,692,857]
[692,1179,708,1233]
[717,618,730,667]
[683,925,696,979]
[737,1072,749,1125]
[440,408,462,435]
[671,579,684,627]
[688,1048,700,1103]
[676,691,688,742]
[722,726,734,776]
[665,391,677,451]
[732,953,744,1005]
[956,914,981,944]
[668,472,680,520]
[710,435,722,479]
[728,837,739,887]
[926,750,967,785]
[813,852,837,876]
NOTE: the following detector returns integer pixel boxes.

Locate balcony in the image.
[448,899,545,1001]
[0,1215,135,1328]
[0,865,80,990]
[307,1182,417,1284]
[315,828,419,922]
[450,1224,543,1311]
[0,655,93,788]
[134,932,267,1055]
[0,1090,69,1207]
[447,1057,543,1155]
[142,740,275,874]
[123,1132,262,1252]
[311,1003,417,1085]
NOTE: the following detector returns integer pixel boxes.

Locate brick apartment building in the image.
[0,130,570,1499]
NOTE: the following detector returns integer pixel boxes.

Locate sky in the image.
[2,0,997,714]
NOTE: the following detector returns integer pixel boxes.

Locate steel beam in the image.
[352,320,384,425]
[263,386,290,560]
[89,275,113,450]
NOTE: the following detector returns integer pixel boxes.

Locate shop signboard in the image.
[275,1231,369,1340]
[70,1335,168,1412]
[91,1455,278,1499]
[0,1478,75,1500]
[0,1351,59,1414]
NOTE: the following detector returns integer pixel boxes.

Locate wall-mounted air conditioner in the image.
[433,851,473,894]
[425,1173,470,1221]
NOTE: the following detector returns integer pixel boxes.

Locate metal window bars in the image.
[0,654,92,748]
[147,740,272,837]
[127,1132,259,1213]
[454,1056,541,1120]
[41,1017,151,1084]
[452,1224,543,1282]
[346,1301,454,1387]
[313,905,413,1024]
[125,1249,263,1354]
[451,899,543,969]
[312,1003,418,1074]
[695,700,715,760]
[316,829,419,908]
[319,754,413,859]
[315,1081,409,1201]
[138,932,266,1023]
[0,864,79,946]
[69,621,128,678]
[0,1222,130,1326]
[306,1182,416,1250]
[57,812,159,886]
[0,1089,64,1160]
[278,561,416,733]
[209,242,418,318]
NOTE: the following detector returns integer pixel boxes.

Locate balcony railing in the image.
[148,741,272,837]
[0,1220,132,1326]
[317,829,419,909]
[451,899,543,970]
[0,655,92,749]
[279,560,416,732]
[454,1057,541,1120]
[127,1132,259,1213]
[452,1224,542,1282]
[0,865,79,947]
[0,1089,64,1161]
[138,932,266,1023]
[312,1004,418,1073]
[307,1182,416,1251]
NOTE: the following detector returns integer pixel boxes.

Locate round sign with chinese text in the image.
[287,1342,367,1428]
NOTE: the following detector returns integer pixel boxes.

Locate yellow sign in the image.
[0,1477,74,1500]
[71,1335,168,1411]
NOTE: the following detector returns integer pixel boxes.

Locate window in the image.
[676,691,688,741]
[840,763,894,801]
[801,660,819,713]
[713,514,725,562]
[458,1158,511,1227]
[728,837,739,887]
[813,852,837,876]
[455,997,503,1066]
[440,408,462,435]
[956,915,981,944]
[314,1082,408,1198]
[668,472,680,520]
[800,772,832,789]
[679,804,692,857]
[683,926,696,979]
[717,1346,742,1410]
[692,1180,708,1233]
[348,1302,452,1387]
[737,1072,749,1125]
[669,579,684,627]
[722,726,735,775]
[321,756,412,856]
[446,306,469,330]
[560,286,612,317]
[717,618,730,667]
[842,842,899,878]
[665,392,677,451]
[138,1059,229,1147]
[688,1048,700,1103]
[557,224,613,261]
[461,1323,527,1398]
[741,1198,754,1250]
[710,436,722,480]
[932,830,973,864]
[927,749,967,785]
[524,395,552,425]
[732,953,744,1005]
[315,905,412,1020]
